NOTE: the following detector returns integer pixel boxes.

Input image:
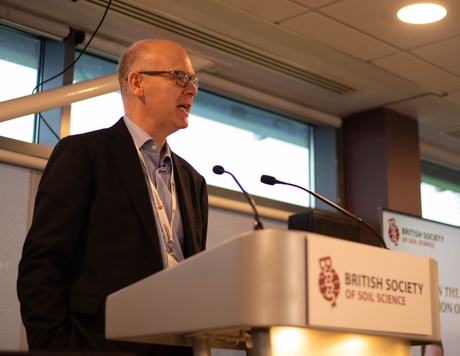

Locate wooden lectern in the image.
[106,229,441,356]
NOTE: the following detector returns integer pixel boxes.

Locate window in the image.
[169,91,311,208]
[0,25,318,211]
[67,53,313,208]
[0,26,41,142]
[70,52,122,134]
[70,75,313,207]
[421,162,460,227]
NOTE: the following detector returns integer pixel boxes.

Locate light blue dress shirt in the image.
[123,116,185,267]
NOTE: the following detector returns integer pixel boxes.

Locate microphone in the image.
[213,165,264,230]
[260,175,387,249]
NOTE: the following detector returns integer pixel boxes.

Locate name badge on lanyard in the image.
[137,148,178,268]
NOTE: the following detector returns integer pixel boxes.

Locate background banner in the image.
[381,209,460,356]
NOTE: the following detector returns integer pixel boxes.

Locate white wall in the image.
[0,162,41,351]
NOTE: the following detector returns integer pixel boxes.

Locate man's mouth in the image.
[178,104,190,113]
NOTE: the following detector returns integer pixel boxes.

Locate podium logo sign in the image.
[308,235,435,336]
[388,218,400,245]
[318,256,340,307]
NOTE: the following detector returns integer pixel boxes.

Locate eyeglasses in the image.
[138,70,200,89]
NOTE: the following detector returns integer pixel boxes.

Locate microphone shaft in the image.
[217,168,263,230]
[287,182,361,222]
[267,178,387,249]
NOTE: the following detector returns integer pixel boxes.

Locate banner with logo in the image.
[381,209,459,356]
[307,234,438,339]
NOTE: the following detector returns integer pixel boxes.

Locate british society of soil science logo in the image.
[318,255,424,308]
[387,216,445,248]
[318,256,340,307]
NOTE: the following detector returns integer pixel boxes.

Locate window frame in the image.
[0,24,341,218]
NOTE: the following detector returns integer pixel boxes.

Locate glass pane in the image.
[421,163,460,227]
[0,27,40,142]
[70,52,122,135]
[69,56,312,208]
[70,92,123,135]
[421,182,460,227]
[169,91,311,207]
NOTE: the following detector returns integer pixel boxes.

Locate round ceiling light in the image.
[397,3,447,24]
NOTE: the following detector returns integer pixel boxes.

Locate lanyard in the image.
[137,148,178,266]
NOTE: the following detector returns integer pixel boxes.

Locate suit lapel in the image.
[105,119,163,256]
[172,155,198,258]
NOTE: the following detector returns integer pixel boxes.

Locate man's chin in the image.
[180,118,189,129]
[170,121,188,136]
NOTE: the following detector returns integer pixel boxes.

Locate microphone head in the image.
[260,175,277,185]
[213,165,225,175]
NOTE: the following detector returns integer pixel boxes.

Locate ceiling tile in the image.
[388,95,460,157]
[319,0,460,50]
[448,90,460,101]
[373,53,460,94]
[280,12,397,61]
[218,0,306,22]
[411,36,460,77]
[289,0,338,9]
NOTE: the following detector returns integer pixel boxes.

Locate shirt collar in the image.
[123,115,172,165]
[123,115,172,157]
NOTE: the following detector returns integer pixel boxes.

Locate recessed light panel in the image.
[397,3,447,24]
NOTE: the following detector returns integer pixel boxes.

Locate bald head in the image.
[117,39,192,94]
[116,39,198,144]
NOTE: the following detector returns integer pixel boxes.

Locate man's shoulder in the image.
[51,118,131,159]
[60,118,127,144]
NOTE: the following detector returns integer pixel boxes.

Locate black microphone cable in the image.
[32,0,113,94]
[32,0,113,142]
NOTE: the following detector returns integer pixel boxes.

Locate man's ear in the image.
[127,72,144,97]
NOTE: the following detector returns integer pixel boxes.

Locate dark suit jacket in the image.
[17,119,208,355]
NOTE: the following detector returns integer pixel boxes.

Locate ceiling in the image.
[1,0,460,170]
